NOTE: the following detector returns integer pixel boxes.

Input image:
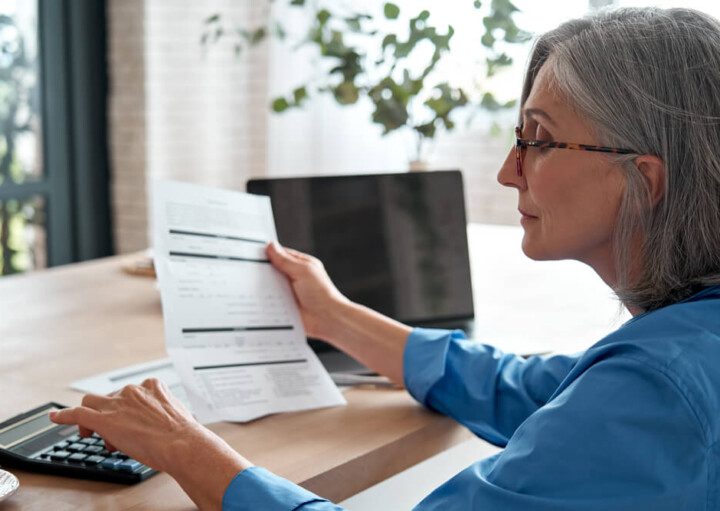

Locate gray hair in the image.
[521,7,720,312]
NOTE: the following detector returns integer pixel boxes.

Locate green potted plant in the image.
[203,0,529,169]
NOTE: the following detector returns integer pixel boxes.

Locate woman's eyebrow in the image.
[521,107,557,127]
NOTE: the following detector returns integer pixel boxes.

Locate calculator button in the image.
[100,458,122,470]
[68,453,88,463]
[117,459,143,473]
[50,450,71,461]
[79,437,98,445]
[84,455,105,465]
[98,449,111,457]
[83,445,104,454]
[67,434,81,443]
[67,443,86,453]
[54,441,70,450]
[114,452,129,460]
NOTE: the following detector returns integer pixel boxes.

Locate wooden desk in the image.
[0,223,629,509]
[0,254,471,510]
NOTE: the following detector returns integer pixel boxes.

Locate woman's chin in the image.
[521,234,553,261]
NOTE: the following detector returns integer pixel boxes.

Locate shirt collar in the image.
[622,284,720,327]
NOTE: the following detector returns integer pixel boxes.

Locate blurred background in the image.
[1,0,717,277]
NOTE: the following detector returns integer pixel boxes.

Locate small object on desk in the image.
[0,403,156,484]
[121,256,156,278]
[330,373,397,388]
[0,469,19,502]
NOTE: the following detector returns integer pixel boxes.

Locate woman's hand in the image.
[267,241,411,384]
[266,242,350,341]
[50,378,213,472]
[50,379,251,510]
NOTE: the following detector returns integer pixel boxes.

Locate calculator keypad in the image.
[39,434,145,474]
[0,403,155,484]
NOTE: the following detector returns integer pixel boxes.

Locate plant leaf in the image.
[272,97,290,112]
[415,122,436,138]
[486,52,512,77]
[250,27,266,44]
[317,9,331,26]
[382,34,397,50]
[293,86,308,104]
[273,22,287,40]
[334,81,360,104]
[384,3,400,20]
[481,31,495,48]
[480,92,504,111]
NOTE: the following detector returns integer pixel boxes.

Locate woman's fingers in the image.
[49,406,102,430]
[285,247,315,262]
[142,377,170,397]
[81,392,114,411]
[49,394,117,440]
[267,242,305,277]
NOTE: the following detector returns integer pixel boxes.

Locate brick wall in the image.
[107,0,269,253]
[107,0,148,253]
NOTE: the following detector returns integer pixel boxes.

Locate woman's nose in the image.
[497,147,525,190]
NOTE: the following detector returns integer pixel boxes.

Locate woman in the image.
[51,7,720,510]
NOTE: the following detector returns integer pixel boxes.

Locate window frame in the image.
[0,0,113,270]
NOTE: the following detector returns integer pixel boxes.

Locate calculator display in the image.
[0,409,58,448]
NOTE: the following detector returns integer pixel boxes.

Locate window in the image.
[0,0,113,276]
[0,1,44,274]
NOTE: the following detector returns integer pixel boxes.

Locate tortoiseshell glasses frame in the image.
[514,126,635,177]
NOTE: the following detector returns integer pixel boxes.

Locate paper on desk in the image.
[70,358,190,409]
[152,180,346,423]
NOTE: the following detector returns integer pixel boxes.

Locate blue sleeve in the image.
[412,356,707,511]
[222,466,346,511]
[403,328,579,445]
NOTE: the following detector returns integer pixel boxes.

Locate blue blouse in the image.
[222,285,720,510]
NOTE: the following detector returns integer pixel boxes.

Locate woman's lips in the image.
[518,208,538,218]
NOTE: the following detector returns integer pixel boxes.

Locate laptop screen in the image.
[247,170,474,325]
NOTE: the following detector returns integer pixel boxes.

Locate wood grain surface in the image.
[0,255,469,510]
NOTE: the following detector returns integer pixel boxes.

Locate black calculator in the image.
[0,403,156,484]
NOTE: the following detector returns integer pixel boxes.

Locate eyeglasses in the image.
[514,126,635,177]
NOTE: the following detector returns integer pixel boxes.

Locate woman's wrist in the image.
[320,297,358,344]
[166,425,252,510]
[318,299,412,384]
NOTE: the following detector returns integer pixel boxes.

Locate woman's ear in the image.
[634,155,666,207]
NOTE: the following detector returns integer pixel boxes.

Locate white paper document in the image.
[70,358,190,408]
[152,180,346,423]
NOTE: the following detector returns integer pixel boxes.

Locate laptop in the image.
[247,170,475,373]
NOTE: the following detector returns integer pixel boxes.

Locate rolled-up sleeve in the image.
[222,466,345,511]
[403,328,578,445]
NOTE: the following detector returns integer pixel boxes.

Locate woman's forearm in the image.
[322,300,412,385]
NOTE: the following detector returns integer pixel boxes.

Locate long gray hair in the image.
[522,7,720,312]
